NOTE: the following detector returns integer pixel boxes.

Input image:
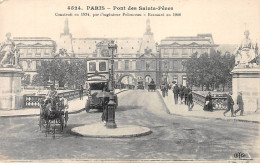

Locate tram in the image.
[85,59,118,112]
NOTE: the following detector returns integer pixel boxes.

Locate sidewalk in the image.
[158,90,260,123]
[0,89,128,118]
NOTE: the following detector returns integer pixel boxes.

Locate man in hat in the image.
[234,91,244,116]
[223,92,235,117]
[173,84,179,104]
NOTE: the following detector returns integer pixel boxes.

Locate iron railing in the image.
[192,91,227,110]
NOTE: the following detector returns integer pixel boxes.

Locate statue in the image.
[0,32,20,68]
[234,30,259,68]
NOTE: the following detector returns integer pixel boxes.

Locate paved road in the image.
[0,90,259,162]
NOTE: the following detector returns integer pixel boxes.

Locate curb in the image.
[70,124,152,138]
[0,90,129,118]
[70,128,152,138]
[158,91,260,124]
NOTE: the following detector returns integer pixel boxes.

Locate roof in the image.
[71,37,142,55]
[160,34,215,46]
[13,37,56,47]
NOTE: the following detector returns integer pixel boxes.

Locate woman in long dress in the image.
[203,92,213,112]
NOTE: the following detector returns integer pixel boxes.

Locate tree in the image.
[31,59,69,88]
[184,50,235,91]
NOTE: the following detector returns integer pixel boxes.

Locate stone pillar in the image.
[0,68,24,110]
[231,68,260,113]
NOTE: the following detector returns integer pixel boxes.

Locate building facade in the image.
[158,34,218,86]
[16,18,218,88]
[14,37,56,84]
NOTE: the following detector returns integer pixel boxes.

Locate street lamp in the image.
[106,40,118,129]
[108,40,117,91]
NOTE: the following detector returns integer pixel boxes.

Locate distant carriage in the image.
[148,82,156,92]
[39,96,69,138]
[137,81,144,90]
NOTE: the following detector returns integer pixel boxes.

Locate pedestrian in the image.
[234,91,244,116]
[187,91,194,111]
[173,84,179,104]
[203,92,213,112]
[165,82,169,96]
[223,92,235,117]
[183,86,190,105]
[79,85,84,100]
[161,83,166,97]
[179,85,184,104]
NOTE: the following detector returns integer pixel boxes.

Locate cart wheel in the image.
[65,111,68,127]
[85,100,90,113]
[39,106,43,130]
[53,120,56,139]
[45,119,49,137]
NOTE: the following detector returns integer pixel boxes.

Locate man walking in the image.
[234,91,244,116]
[79,85,84,100]
[183,86,190,105]
[179,85,184,104]
[173,84,179,104]
[224,92,235,117]
[161,83,166,98]
[187,90,194,111]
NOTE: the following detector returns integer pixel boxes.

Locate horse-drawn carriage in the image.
[39,96,69,138]
[148,82,156,92]
[137,81,144,90]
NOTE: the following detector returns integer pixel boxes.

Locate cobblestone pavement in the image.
[0,90,259,162]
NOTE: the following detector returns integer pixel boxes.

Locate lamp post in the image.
[106,40,117,128]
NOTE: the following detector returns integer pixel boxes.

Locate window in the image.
[99,62,106,71]
[44,49,50,55]
[36,61,41,68]
[27,49,32,55]
[125,61,129,70]
[163,61,169,71]
[89,62,96,72]
[173,75,178,84]
[173,49,178,55]
[162,48,170,54]
[136,60,141,70]
[36,48,41,56]
[27,61,31,70]
[182,48,188,55]
[182,75,187,86]
[146,62,150,70]
[114,61,118,70]
[181,60,186,71]
[129,61,132,70]
[173,61,179,71]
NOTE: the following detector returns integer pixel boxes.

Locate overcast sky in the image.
[0,0,260,45]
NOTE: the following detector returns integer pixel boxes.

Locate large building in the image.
[16,18,218,88]
[158,34,218,86]
[58,18,158,88]
[14,37,56,83]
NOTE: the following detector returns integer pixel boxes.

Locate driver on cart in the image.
[44,85,58,110]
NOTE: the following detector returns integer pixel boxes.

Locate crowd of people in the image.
[161,82,194,111]
[160,81,244,116]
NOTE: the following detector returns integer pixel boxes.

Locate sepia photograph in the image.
[0,0,260,163]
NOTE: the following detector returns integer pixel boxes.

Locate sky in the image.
[0,0,260,45]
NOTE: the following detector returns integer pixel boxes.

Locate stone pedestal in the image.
[0,68,24,110]
[231,67,260,113]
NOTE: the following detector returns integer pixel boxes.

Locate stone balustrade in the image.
[23,90,87,108]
